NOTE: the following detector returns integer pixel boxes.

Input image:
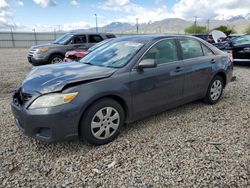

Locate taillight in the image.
[227,50,233,62]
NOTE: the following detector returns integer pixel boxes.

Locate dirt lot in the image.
[0,48,249,187]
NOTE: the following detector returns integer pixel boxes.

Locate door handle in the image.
[175,66,183,72]
[211,59,216,64]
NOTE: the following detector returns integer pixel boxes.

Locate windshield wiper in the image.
[82,61,94,65]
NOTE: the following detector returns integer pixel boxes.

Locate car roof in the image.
[68,31,115,35]
[110,34,201,43]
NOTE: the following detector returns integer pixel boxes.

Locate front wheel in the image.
[79,98,125,145]
[204,75,224,104]
[49,54,64,64]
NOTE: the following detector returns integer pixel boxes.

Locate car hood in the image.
[21,62,116,94]
[30,43,61,49]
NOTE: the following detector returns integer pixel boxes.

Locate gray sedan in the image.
[11,35,233,145]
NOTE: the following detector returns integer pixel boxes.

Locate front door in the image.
[130,39,185,118]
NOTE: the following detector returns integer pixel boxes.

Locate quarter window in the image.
[202,44,214,56]
[180,39,203,59]
[88,35,103,43]
[142,39,178,65]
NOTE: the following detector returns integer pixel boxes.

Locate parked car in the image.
[213,34,244,51]
[27,32,116,66]
[193,34,209,41]
[64,39,113,62]
[226,35,250,63]
[12,35,233,145]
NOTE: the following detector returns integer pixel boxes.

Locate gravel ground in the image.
[0,48,249,187]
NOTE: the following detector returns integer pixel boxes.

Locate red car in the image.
[64,39,113,62]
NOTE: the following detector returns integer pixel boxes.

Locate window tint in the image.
[73,35,86,44]
[142,39,178,64]
[202,44,214,56]
[180,39,203,59]
[88,35,103,43]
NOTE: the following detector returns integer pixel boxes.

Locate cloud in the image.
[0,0,17,30]
[102,0,250,23]
[16,0,24,6]
[173,0,250,20]
[70,0,78,6]
[33,0,57,8]
[0,0,9,9]
[102,0,172,23]
[62,21,92,31]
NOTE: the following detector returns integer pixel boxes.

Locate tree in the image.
[245,25,250,34]
[184,24,207,34]
[213,25,236,35]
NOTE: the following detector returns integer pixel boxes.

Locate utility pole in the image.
[95,14,98,33]
[207,19,210,33]
[136,18,139,34]
[32,28,37,45]
[194,16,197,34]
[10,27,15,48]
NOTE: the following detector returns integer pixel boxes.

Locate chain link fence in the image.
[0,31,66,48]
[0,31,174,48]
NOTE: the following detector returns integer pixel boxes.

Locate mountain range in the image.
[81,16,250,34]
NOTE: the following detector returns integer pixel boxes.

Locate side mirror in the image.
[138,59,157,69]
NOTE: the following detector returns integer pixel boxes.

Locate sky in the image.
[0,0,250,31]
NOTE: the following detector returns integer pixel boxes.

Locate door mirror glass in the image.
[138,59,157,69]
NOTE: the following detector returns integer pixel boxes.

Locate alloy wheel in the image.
[51,57,63,64]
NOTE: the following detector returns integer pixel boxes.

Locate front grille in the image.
[28,49,36,58]
[13,88,32,106]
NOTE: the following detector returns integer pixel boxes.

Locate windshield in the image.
[80,40,144,68]
[53,34,73,45]
[88,39,112,52]
[232,35,250,45]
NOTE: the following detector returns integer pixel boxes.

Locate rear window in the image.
[88,35,103,43]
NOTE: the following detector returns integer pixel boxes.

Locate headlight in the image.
[29,92,78,109]
[36,48,49,53]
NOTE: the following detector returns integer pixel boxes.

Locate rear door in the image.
[179,38,215,98]
[66,35,87,51]
[130,39,185,117]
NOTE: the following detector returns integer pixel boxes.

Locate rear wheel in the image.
[204,75,224,104]
[49,54,64,64]
[79,98,125,145]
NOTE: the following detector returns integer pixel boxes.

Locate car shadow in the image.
[32,99,209,158]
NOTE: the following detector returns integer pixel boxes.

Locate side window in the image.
[74,35,86,44]
[180,39,203,59]
[202,44,214,56]
[88,35,103,43]
[142,39,178,65]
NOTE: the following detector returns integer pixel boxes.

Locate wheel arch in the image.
[215,71,227,88]
[78,94,129,135]
[49,52,65,60]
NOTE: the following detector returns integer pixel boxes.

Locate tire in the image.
[79,98,125,145]
[204,75,224,104]
[49,54,64,64]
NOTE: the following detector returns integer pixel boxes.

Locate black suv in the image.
[27,32,116,66]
